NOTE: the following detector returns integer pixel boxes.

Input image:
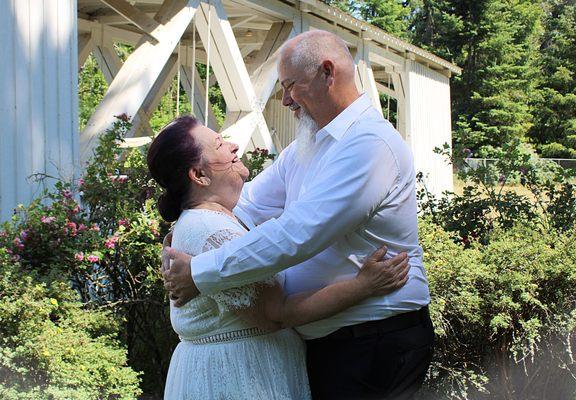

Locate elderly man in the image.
[164,30,433,399]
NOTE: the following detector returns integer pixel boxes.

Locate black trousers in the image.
[305,307,434,400]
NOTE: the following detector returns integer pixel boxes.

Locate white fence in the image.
[458,158,576,171]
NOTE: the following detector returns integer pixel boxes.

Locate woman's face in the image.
[192,125,249,190]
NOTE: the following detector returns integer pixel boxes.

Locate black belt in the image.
[310,306,430,342]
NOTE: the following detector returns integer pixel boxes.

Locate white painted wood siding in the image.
[404,61,454,197]
[0,0,78,221]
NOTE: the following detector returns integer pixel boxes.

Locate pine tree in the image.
[529,0,576,158]
[410,0,543,156]
[358,0,411,39]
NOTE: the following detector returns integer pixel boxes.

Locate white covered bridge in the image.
[0,0,461,221]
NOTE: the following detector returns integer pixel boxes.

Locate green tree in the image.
[410,0,543,156]
[358,0,411,39]
[322,0,411,39]
[529,0,576,158]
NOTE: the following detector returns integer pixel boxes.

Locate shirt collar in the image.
[315,93,373,142]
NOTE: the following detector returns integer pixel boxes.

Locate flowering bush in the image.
[0,119,173,395]
[0,118,281,396]
[243,147,276,181]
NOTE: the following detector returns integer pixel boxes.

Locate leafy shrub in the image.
[539,142,576,158]
[243,147,276,181]
[419,141,576,244]
[0,118,278,397]
[0,249,141,399]
[420,219,576,399]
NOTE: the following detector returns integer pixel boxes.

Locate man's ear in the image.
[321,60,335,86]
[188,168,211,186]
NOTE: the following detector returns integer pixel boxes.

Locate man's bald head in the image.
[280,30,355,81]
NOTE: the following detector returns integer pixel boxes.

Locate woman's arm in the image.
[262,246,410,328]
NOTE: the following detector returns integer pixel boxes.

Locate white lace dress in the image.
[164,209,311,400]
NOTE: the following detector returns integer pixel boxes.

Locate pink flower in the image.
[78,224,87,232]
[72,205,80,214]
[20,230,28,240]
[65,222,78,237]
[41,216,56,224]
[74,252,84,261]
[105,236,119,249]
[78,178,85,187]
[118,219,129,227]
[62,190,72,199]
[87,254,99,263]
[90,224,100,232]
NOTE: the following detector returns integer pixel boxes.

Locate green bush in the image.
[0,119,278,397]
[539,142,576,159]
[0,249,141,399]
[420,218,576,399]
[420,141,576,245]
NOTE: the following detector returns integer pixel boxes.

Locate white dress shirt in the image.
[191,93,430,339]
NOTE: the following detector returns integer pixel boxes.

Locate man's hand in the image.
[355,245,410,297]
[162,241,200,307]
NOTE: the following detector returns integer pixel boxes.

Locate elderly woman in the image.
[147,116,409,399]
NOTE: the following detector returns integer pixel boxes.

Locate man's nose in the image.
[282,89,292,107]
[229,142,239,153]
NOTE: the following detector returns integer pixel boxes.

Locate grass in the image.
[453,177,535,198]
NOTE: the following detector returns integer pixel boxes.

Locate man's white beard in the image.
[295,107,319,163]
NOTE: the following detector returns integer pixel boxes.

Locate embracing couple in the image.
[147,30,434,400]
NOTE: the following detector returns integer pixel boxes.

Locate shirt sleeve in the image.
[234,144,291,226]
[192,133,400,294]
[201,229,276,311]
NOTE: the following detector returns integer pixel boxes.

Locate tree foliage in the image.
[320,0,576,158]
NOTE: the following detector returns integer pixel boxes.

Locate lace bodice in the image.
[169,209,272,341]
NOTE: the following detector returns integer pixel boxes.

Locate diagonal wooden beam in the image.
[91,38,155,137]
[98,0,161,41]
[375,81,395,98]
[194,0,255,112]
[78,33,93,69]
[130,54,179,137]
[80,0,199,164]
[179,62,219,130]
[249,24,295,104]
[230,15,257,28]
[220,111,260,156]
[247,21,291,74]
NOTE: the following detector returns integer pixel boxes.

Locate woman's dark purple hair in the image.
[147,116,202,222]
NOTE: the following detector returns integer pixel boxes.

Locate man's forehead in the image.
[278,58,295,85]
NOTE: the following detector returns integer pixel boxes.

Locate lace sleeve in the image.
[202,229,276,311]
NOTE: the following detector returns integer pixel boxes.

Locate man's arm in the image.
[235,144,292,225]
[189,133,398,291]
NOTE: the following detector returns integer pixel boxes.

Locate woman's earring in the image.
[202,177,211,186]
